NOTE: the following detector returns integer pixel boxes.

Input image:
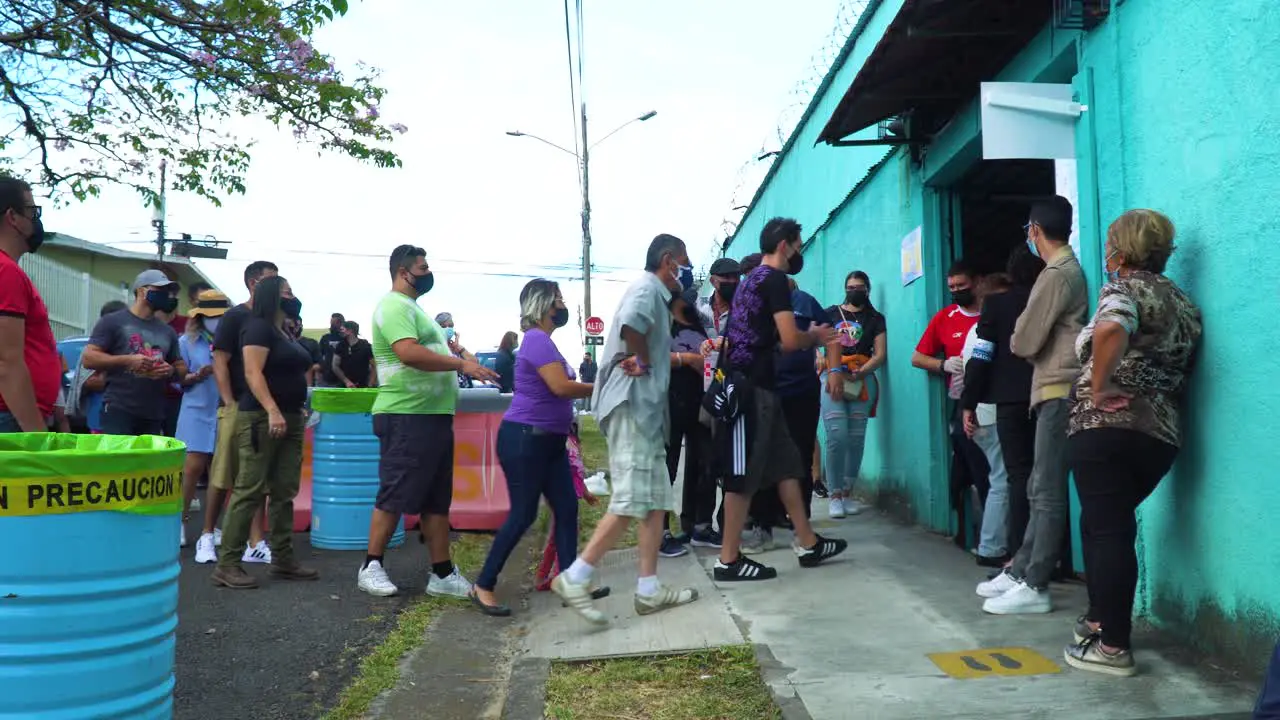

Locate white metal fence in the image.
[18,253,130,340]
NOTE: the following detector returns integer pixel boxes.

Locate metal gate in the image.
[17,253,130,340]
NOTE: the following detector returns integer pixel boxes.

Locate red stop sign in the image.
[585,316,605,336]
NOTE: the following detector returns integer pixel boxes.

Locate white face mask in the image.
[204,317,221,334]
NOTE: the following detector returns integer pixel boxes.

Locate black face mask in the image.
[25,216,44,253]
[409,271,434,296]
[846,289,868,307]
[951,289,975,308]
[281,297,303,318]
[716,282,737,303]
[552,307,569,328]
[144,290,179,314]
[786,250,804,276]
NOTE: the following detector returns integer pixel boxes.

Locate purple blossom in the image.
[191,51,217,68]
[54,138,70,151]
[248,84,270,97]
[365,106,379,120]
[389,123,408,135]
[292,124,306,139]
[129,160,144,173]
[288,38,315,65]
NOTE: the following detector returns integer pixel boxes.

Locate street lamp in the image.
[506,109,657,337]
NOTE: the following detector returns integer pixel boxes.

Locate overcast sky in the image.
[48,0,843,360]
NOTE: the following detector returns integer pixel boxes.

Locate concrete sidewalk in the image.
[711,514,1256,720]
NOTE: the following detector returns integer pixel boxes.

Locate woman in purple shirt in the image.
[471,279,597,616]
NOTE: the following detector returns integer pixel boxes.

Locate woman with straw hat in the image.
[177,289,232,549]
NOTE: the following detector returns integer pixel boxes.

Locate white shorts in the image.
[603,409,672,518]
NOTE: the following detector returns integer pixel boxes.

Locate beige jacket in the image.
[1011,246,1088,407]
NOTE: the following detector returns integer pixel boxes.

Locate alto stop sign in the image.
[585,316,605,336]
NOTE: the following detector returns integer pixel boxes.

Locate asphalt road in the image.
[175,511,431,720]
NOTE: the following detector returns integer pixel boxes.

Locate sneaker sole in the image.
[982,602,1052,615]
[976,587,1013,599]
[659,551,689,558]
[1063,648,1136,677]
[689,540,722,548]
[425,589,471,600]
[359,584,398,597]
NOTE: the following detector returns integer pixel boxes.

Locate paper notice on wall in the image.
[901,226,923,286]
[1056,159,1081,258]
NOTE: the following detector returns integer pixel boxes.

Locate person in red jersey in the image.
[0,176,59,433]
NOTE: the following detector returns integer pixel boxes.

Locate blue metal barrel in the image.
[311,410,405,550]
[0,434,183,719]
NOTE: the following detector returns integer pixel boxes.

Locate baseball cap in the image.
[131,269,179,292]
[709,257,742,278]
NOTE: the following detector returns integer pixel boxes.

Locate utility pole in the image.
[579,105,592,332]
[153,159,166,262]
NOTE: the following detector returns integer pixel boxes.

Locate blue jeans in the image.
[819,373,875,497]
[972,422,1009,558]
[0,412,21,433]
[476,421,578,592]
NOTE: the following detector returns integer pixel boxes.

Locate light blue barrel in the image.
[0,433,184,719]
[311,389,404,550]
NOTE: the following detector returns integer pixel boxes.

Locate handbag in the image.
[699,316,749,427]
[840,353,871,402]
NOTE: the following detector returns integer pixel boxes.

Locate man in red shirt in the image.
[912,259,989,549]
[0,176,60,433]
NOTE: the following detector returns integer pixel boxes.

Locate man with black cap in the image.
[82,269,187,435]
[698,257,741,340]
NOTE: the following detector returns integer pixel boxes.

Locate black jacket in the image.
[962,288,1034,409]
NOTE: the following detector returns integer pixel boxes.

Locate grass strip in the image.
[545,645,781,720]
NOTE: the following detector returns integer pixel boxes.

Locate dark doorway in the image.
[955,159,1057,275]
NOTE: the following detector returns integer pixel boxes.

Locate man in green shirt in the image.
[357,244,498,598]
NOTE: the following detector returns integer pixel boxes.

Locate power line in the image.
[562,0,583,187]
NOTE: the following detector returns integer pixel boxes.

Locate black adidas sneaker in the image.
[713,555,778,582]
[796,535,849,568]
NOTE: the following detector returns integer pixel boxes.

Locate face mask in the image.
[25,216,44,253]
[716,282,737,303]
[951,289,975,308]
[145,290,179,313]
[786,249,805,276]
[444,327,457,342]
[204,317,221,335]
[281,297,302,318]
[678,264,694,291]
[846,289,868,307]
[1104,252,1121,284]
[409,271,434,296]
[551,307,570,328]
[1026,236,1040,258]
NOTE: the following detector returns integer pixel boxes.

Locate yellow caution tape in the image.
[0,471,182,517]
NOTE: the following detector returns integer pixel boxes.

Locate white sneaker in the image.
[842,498,864,516]
[180,525,188,548]
[976,570,1018,598]
[828,498,846,519]
[242,540,272,564]
[983,581,1052,615]
[357,561,399,597]
[634,584,699,616]
[552,573,608,626]
[213,528,223,547]
[194,533,218,564]
[426,568,472,599]
[739,526,776,555]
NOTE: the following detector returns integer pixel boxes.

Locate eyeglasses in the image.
[8,205,40,220]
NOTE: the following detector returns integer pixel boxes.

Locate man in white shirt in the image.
[553,234,701,625]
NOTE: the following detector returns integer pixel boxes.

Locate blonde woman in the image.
[1064,210,1202,676]
[471,279,595,616]
[176,290,231,548]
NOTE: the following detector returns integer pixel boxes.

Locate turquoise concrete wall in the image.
[803,152,944,527]
[1078,0,1280,665]
[728,0,905,256]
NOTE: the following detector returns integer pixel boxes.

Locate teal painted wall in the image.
[1077,0,1280,665]
[805,153,945,527]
